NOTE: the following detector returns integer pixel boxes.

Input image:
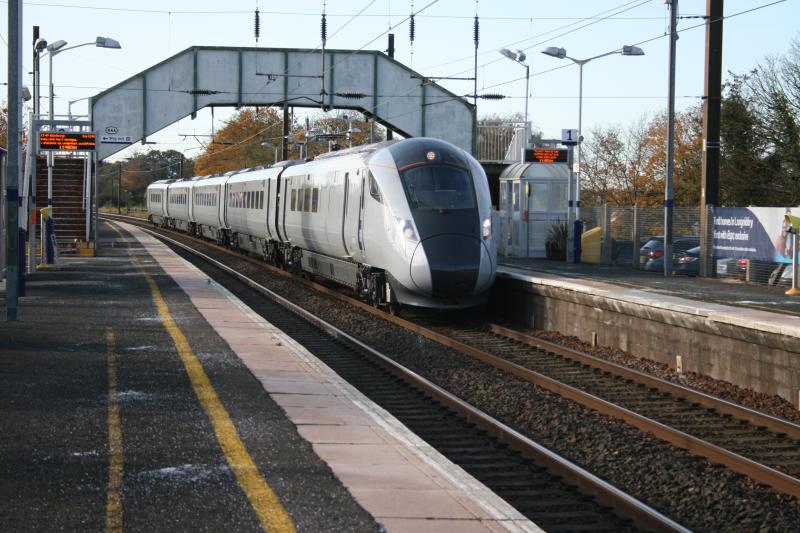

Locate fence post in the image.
[602,204,612,264]
[632,205,640,269]
[701,205,714,277]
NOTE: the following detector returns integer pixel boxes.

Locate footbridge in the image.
[90,46,475,161]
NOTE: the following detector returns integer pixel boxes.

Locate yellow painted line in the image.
[141,270,295,533]
[106,329,124,533]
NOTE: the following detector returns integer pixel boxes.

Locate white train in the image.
[147,138,497,309]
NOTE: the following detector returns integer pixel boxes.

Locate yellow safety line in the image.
[141,270,295,533]
[106,329,124,533]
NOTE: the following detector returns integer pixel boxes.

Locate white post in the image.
[524,63,530,148]
[788,233,799,296]
[566,144,575,263]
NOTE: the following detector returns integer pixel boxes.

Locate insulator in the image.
[480,93,506,100]
[254,9,261,42]
[321,13,327,44]
[473,16,479,46]
[409,14,415,43]
[335,92,368,99]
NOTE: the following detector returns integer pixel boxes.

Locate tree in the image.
[719,73,773,205]
[194,107,285,175]
[302,112,382,159]
[0,101,7,149]
[98,149,194,207]
[581,105,702,207]
[194,107,382,173]
[718,36,800,206]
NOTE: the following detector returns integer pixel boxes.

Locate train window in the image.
[399,164,476,210]
[304,187,312,212]
[311,188,319,212]
[259,191,264,209]
[291,189,297,211]
[297,187,305,212]
[369,172,383,204]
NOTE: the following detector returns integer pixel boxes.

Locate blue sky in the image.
[2,0,798,160]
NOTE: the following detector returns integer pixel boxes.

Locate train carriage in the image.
[192,175,230,243]
[146,179,171,225]
[165,180,192,231]
[225,167,281,256]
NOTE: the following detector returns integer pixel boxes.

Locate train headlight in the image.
[482,217,491,240]
[394,217,418,242]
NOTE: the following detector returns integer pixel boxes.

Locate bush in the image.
[545,219,567,260]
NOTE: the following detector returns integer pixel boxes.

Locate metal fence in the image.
[577,204,784,286]
[476,123,527,163]
[580,205,700,268]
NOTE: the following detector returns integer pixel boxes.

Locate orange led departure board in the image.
[39,132,97,151]
[524,148,567,163]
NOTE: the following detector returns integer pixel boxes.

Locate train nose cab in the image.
[386,139,495,307]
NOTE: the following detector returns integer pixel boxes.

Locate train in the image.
[147,137,497,310]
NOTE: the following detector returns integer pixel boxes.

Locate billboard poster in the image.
[712,207,799,263]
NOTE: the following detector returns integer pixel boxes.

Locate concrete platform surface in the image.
[499,257,800,340]
[0,220,538,533]
[499,257,800,316]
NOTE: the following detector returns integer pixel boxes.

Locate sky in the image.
[2,0,798,161]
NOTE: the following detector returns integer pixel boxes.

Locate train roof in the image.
[312,140,400,161]
[226,165,282,184]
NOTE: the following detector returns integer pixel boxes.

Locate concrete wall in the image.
[492,273,800,406]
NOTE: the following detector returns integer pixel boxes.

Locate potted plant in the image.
[545,219,567,260]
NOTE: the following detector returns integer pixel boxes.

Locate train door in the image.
[341,171,365,258]
[264,179,272,239]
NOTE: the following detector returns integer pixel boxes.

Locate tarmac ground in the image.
[0,222,380,532]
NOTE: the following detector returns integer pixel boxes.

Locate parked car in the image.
[672,246,700,276]
[640,236,700,272]
[717,258,779,284]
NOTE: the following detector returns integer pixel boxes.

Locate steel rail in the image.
[106,214,800,498]
[488,323,800,440]
[109,217,688,533]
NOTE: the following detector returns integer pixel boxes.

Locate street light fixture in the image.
[47,37,121,119]
[498,48,530,150]
[541,44,644,263]
[42,36,121,263]
[540,44,644,212]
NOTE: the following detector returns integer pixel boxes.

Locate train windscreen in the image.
[400,164,476,211]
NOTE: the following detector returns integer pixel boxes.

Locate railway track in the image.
[105,214,800,529]
[105,215,683,531]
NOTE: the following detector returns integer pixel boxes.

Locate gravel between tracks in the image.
[161,234,800,532]
[527,329,800,425]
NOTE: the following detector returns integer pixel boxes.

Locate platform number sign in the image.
[561,129,579,145]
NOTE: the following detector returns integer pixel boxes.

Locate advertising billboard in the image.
[712,207,799,263]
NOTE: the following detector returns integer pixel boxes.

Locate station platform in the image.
[498,256,800,317]
[0,221,537,533]
[494,257,800,406]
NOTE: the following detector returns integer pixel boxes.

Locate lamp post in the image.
[498,48,530,153]
[44,36,121,263]
[541,45,644,222]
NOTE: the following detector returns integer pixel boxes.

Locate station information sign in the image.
[39,131,97,151]
[524,148,567,163]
